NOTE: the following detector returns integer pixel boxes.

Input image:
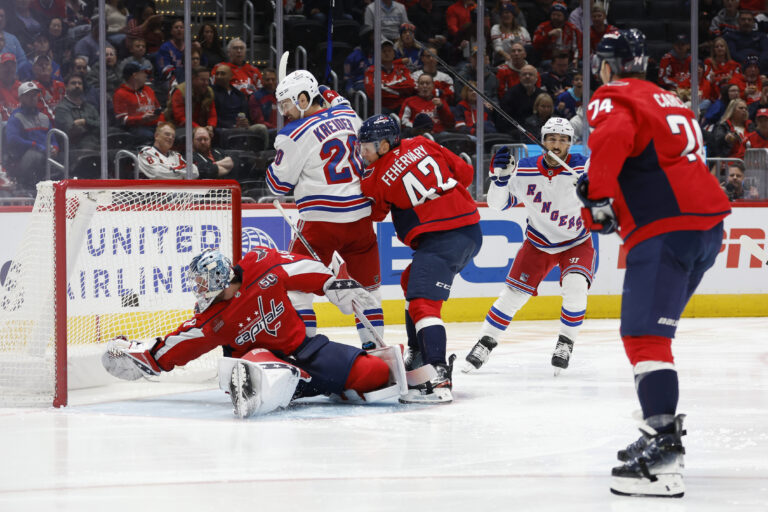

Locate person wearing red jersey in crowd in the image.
[400,74,455,135]
[745,108,768,151]
[365,38,415,114]
[164,65,217,134]
[729,55,763,105]
[453,81,496,135]
[358,114,482,404]
[31,55,65,120]
[446,0,478,44]
[713,98,751,158]
[212,38,263,96]
[709,0,740,38]
[412,45,455,104]
[532,1,582,64]
[101,247,403,418]
[0,53,21,121]
[658,34,691,91]
[113,61,163,143]
[704,37,743,101]
[675,61,712,114]
[583,29,730,498]
[588,3,616,51]
[496,42,540,100]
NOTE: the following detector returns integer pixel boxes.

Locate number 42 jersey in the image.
[586,78,730,251]
[361,136,480,248]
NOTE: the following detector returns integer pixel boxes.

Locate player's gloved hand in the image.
[576,173,618,234]
[318,85,348,108]
[324,252,378,315]
[101,336,162,381]
[489,146,516,186]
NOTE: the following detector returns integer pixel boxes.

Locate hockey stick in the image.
[278,51,289,82]
[740,235,768,266]
[272,200,386,348]
[415,40,577,173]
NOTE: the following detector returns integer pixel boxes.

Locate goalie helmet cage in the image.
[0,180,242,408]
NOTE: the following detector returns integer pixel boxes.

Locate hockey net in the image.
[0,180,241,407]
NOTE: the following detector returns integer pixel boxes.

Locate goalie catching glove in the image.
[323,251,378,315]
[489,145,517,186]
[101,336,162,381]
[576,173,617,234]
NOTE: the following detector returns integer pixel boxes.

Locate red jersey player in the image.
[358,114,482,404]
[583,29,731,498]
[101,248,406,418]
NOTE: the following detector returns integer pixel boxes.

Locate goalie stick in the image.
[272,200,386,348]
[740,235,768,266]
[414,39,577,174]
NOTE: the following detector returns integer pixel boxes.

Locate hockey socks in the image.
[480,287,529,339]
[636,369,679,429]
[404,304,418,352]
[416,321,447,366]
[559,273,588,341]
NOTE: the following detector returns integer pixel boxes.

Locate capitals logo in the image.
[234,296,286,344]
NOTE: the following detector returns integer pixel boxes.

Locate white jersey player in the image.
[266,70,383,349]
[463,117,595,374]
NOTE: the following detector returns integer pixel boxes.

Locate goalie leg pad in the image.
[218,349,306,417]
[344,353,391,394]
[365,345,408,396]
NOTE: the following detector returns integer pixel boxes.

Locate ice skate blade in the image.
[461,361,478,373]
[553,368,562,377]
[610,473,684,498]
[398,387,453,404]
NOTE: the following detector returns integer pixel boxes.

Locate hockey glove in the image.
[324,252,378,315]
[318,85,349,108]
[576,173,618,234]
[101,337,162,381]
[489,146,516,186]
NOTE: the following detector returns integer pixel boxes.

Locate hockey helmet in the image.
[276,69,319,117]
[591,28,648,77]
[358,114,400,148]
[188,249,233,312]
[541,117,574,143]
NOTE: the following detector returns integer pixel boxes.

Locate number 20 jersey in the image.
[360,136,480,248]
[266,104,371,223]
[586,78,730,251]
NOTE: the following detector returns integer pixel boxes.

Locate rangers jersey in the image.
[266,103,371,223]
[488,153,589,254]
[360,136,479,248]
[587,78,731,250]
[150,248,334,371]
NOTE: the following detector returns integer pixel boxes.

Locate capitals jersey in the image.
[266,103,371,223]
[487,153,589,254]
[587,78,731,251]
[150,248,334,371]
[360,136,479,248]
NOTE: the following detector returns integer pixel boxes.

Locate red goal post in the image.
[0,180,242,407]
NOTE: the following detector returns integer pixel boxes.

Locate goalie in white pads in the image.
[463,117,595,375]
[102,247,406,418]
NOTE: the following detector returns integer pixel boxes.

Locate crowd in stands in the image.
[0,0,765,201]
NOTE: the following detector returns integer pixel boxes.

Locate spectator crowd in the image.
[0,0,765,201]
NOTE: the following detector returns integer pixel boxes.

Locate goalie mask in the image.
[189,249,233,312]
[276,70,319,118]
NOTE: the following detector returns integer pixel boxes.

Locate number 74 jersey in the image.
[361,135,480,248]
[266,104,371,222]
[586,78,730,251]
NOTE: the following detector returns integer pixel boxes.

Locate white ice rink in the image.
[1,317,766,511]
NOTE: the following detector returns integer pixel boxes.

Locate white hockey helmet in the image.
[276,70,319,118]
[188,249,233,312]
[541,117,574,143]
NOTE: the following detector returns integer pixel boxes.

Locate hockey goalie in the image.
[102,247,407,418]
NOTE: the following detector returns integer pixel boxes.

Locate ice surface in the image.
[1,318,766,511]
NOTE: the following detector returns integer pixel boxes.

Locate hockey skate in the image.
[462,336,498,373]
[617,415,687,461]
[229,362,260,418]
[403,345,423,371]
[399,354,456,404]
[551,335,574,375]
[610,414,687,498]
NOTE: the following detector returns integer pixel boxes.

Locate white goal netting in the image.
[0,180,240,406]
